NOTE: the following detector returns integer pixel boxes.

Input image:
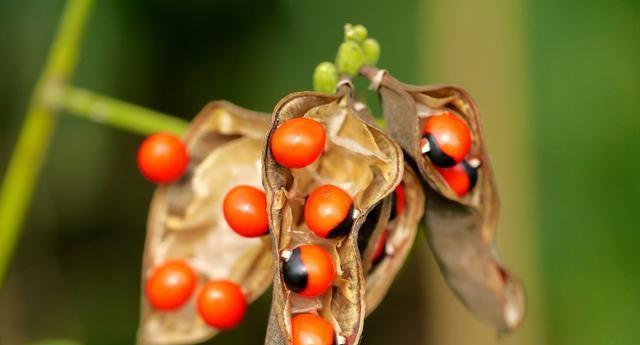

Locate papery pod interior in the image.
[138,101,273,345]
[262,86,403,345]
[378,73,526,332]
[359,164,425,315]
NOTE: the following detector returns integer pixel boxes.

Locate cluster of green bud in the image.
[344,24,368,44]
[313,24,381,94]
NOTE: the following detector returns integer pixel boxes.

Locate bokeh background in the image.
[1,0,639,344]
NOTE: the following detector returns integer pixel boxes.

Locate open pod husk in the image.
[375,71,526,332]
[138,101,273,345]
[359,164,425,315]
[262,85,403,345]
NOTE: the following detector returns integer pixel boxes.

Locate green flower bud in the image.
[313,62,338,94]
[344,24,368,44]
[335,41,366,76]
[362,38,381,66]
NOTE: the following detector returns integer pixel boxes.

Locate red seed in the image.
[223,185,269,237]
[145,260,197,311]
[270,118,326,168]
[137,132,189,184]
[422,112,472,167]
[304,185,354,238]
[197,280,247,330]
[291,313,335,345]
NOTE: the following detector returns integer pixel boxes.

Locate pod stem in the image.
[0,0,187,288]
[0,0,94,287]
[358,65,379,80]
[58,86,188,136]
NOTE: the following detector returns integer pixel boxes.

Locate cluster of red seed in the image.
[420,112,480,196]
[137,132,271,331]
[135,110,468,340]
[145,261,247,330]
[270,118,345,345]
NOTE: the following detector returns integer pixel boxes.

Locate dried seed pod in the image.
[373,70,526,332]
[356,199,391,273]
[359,164,425,315]
[138,101,273,345]
[262,85,403,345]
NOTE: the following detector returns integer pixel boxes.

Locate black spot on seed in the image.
[327,204,354,239]
[282,247,308,293]
[423,134,456,167]
[463,160,479,191]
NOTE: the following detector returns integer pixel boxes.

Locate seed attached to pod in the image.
[137,132,189,184]
[421,112,472,167]
[371,230,389,265]
[291,313,336,345]
[197,280,247,330]
[436,159,480,197]
[223,185,269,237]
[270,118,326,168]
[282,245,335,297]
[388,182,406,222]
[304,185,354,238]
[145,260,197,311]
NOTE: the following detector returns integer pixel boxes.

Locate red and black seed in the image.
[282,247,307,294]
[325,203,354,239]
[422,133,457,167]
[462,160,479,190]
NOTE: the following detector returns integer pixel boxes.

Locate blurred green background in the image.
[1,0,638,344]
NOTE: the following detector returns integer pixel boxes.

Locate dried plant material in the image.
[356,198,391,274]
[138,101,273,345]
[262,85,403,345]
[375,71,526,332]
[360,165,425,315]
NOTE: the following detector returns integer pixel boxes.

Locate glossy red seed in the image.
[137,132,189,184]
[145,260,197,311]
[291,313,335,345]
[304,185,354,238]
[223,185,269,237]
[422,112,472,166]
[436,160,479,197]
[301,244,335,297]
[197,280,247,330]
[270,118,326,168]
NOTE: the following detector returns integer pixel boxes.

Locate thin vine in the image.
[0,0,188,287]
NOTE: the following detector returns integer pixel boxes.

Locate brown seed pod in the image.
[359,164,425,315]
[138,101,273,345]
[369,68,526,332]
[356,196,392,274]
[262,84,403,345]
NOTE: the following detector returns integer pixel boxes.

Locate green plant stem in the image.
[59,86,188,136]
[0,0,94,287]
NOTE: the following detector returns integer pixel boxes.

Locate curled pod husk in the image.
[375,71,526,332]
[138,101,273,345]
[262,85,403,345]
[356,197,391,274]
[359,164,425,315]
